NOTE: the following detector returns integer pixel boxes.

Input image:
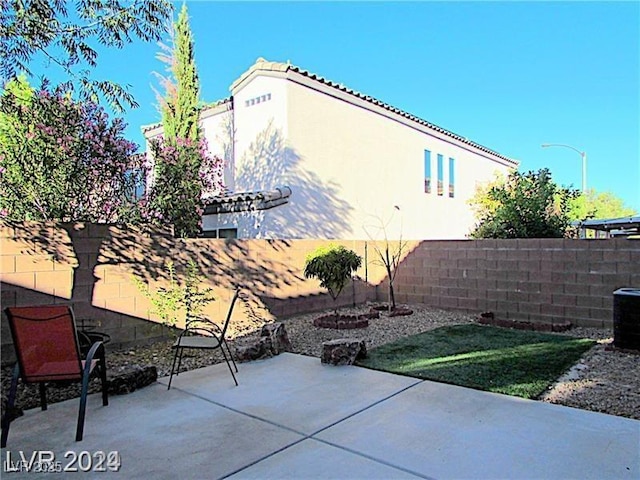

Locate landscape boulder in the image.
[234,322,292,362]
[321,338,367,366]
[106,364,157,395]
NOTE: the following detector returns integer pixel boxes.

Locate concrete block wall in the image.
[0,222,381,364]
[390,239,640,328]
[3,220,637,364]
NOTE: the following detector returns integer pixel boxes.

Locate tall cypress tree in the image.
[161,3,200,144]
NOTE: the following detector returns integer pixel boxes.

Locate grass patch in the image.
[356,324,595,399]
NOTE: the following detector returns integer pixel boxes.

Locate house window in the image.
[199,228,238,239]
[448,157,455,198]
[424,150,431,193]
[245,93,272,108]
[219,228,237,239]
[437,154,444,196]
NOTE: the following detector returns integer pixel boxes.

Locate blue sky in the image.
[32,1,640,211]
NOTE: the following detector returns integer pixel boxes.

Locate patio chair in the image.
[1,306,109,447]
[168,289,240,390]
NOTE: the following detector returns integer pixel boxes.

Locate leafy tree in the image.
[1,0,172,111]
[469,168,578,239]
[304,245,362,314]
[0,76,143,222]
[569,189,637,221]
[146,137,220,237]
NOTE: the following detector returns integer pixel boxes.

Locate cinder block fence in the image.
[388,239,640,329]
[2,221,639,364]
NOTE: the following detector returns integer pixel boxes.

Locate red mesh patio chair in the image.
[167,289,240,390]
[1,306,109,447]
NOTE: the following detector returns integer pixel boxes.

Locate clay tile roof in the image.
[202,186,292,215]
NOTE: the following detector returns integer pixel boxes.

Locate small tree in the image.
[134,259,215,328]
[363,208,406,311]
[304,245,362,314]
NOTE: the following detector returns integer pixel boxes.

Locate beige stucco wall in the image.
[285,75,513,240]
[149,65,516,240]
[205,70,514,240]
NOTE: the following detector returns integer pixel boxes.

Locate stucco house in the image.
[143,58,518,240]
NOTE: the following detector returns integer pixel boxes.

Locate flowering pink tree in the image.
[0,77,143,222]
[145,136,223,237]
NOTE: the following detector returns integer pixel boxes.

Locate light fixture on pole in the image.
[541,143,587,193]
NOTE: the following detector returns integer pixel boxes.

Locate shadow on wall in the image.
[218,112,235,192]
[235,121,353,238]
[0,221,311,362]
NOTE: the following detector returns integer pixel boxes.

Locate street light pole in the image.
[541,143,587,193]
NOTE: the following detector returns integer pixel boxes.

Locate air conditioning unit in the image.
[613,288,640,351]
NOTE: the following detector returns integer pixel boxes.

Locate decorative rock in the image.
[370,305,413,317]
[321,338,367,366]
[261,322,292,353]
[477,314,572,333]
[106,364,157,395]
[234,337,274,363]
[313,313,376,329]
[234,322,292,362]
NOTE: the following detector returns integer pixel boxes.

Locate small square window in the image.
[219,228,238,239]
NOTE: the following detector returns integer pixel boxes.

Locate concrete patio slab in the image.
[2,353,639,479]
[2,382,304,479]
[316,380,640,479]
[158,353,421,435]
[226,438,423,479]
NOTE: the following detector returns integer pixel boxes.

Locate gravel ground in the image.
[2,303,638,420]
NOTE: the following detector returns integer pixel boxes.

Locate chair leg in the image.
[220,346,238,386]
[100,355,109,406]
[223,338,238,373]
[176,347,185,376]
[1,364,20,448]
[76,371,91,441]
[167,347,181,390]
[39,382,48,411]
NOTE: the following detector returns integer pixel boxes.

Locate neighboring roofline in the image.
[141,97,233,135]
[231,58,519,167]
[577,216,640,232]
[203,186,292,215]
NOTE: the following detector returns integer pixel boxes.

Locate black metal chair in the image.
[167,289,240,390]
[2,306,109,447]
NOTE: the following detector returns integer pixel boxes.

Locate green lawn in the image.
[356,324,596,399]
